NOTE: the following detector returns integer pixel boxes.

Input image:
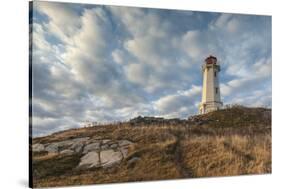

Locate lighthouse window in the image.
[214,71,217,77]
[216,87,218,94]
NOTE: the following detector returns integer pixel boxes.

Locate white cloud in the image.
[252,57,272,78]
[110,7,196,94]
[181,28,225,62]
[125,63,148,86]
[35,1,81,44]
[226,18,240,33]
[112,49,125,64]
[221,57,272,97]
[153,85,201,117]
[227,89,271,108]
[210,13,240,33]
[213,13,232,29]
[182,30,205,59]
[32,116,79,137]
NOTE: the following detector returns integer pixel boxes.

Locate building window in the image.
[216,87,218,94]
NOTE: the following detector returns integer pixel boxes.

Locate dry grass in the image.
[32,106,271,187]
[181,134,271,177]
[33,152,58,161]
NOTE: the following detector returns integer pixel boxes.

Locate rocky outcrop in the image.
[129,116,188,126]
[32,138,134,169]
[38,137,90,154]
[78,139,133,169]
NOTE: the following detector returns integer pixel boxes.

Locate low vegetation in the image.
[31,106,271,187]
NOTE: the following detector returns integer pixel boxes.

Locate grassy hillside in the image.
[31,106,271,187]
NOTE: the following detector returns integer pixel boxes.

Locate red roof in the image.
[205,55,217,64]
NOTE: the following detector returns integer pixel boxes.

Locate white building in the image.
[199,55,223,114]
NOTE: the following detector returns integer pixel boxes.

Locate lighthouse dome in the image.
[205,55,217,64]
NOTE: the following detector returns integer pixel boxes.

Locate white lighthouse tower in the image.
[199,55,223,114]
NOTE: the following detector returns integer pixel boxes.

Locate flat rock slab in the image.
[32,143,45,152]
[60,149,74,155]
[120,146,129,158]
[100,149,123,167]
[83,142,100,154]
[43,137,90,154]
[118,140,133,147]
[68,137,90,151]
[45,143,59,153]
[58,137,90,148]
[78,151,100,168]
[102,139,111,144]
[101,144,109,150]
[128,157,140,165]
[110,143,118,148]
[70,142,84,153]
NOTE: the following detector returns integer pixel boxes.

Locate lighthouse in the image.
[199,55,223,114]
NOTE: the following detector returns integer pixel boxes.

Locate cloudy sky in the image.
[31,1,272,136]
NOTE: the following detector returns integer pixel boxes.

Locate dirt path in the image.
[173,131,194,178]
